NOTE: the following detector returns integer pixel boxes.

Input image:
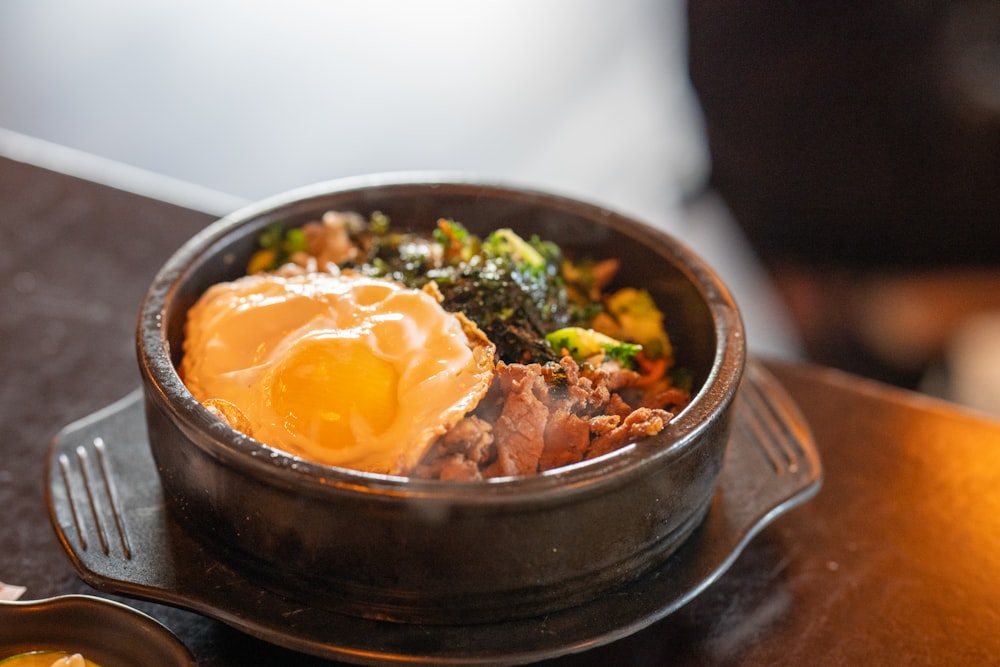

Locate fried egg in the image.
[180,271,495,475]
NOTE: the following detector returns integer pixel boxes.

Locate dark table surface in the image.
[3,153,1000,666]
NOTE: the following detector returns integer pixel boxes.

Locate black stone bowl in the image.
[0,595,194,667]
[136,175,746,624]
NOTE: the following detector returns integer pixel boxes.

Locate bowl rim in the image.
[137,172,746,500]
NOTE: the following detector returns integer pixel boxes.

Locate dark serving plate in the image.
[46,360,821,666]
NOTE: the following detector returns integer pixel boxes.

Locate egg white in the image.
[180,271,495,474]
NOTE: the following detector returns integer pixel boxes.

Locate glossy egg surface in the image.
[180,270,495,474]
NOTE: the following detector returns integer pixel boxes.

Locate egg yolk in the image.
[269,336,399,449]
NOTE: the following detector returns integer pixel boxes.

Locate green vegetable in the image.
[248,222,308,272]
[361,223,574,363]
[546,327,642,366]
[484,228,547,269]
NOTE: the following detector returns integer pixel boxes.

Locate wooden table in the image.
[3,153,1000,665]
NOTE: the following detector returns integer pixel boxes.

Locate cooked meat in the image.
[410,416,495,481]
[539,409,591,471]
[415,356,681,479]
[487,364,550,477]
[587,407,673,459]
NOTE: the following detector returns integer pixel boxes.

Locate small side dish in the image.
[0,595,194,667]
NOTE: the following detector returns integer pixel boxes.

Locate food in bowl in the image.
[180,212,691,479]
[137,178,745,624]
[0,595,194,667]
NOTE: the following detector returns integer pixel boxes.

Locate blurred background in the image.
[688,1,1000,414]
[1,0,998,414]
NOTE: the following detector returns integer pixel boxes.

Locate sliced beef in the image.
[587,407,673,459]
[414,355,688,480]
